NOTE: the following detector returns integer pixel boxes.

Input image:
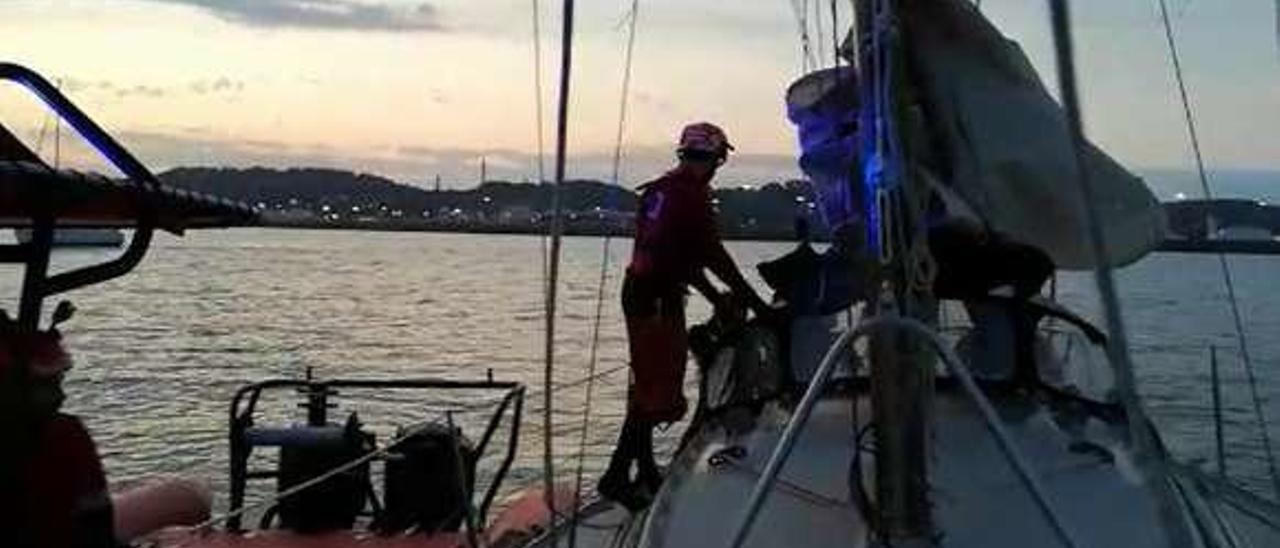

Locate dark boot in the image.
[597,415,653,511]
[635,425,663,495]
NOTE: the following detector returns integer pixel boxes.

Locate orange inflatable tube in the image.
[113,477,213,542]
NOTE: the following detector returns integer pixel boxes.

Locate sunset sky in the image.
[0,0,1276,191]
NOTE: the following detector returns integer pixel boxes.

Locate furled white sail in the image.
[905,0,1165,270]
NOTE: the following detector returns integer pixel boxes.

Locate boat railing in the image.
[0,63,158,329]
[727,315,1082,548]
[0,63,160,186]
[1198,344,1280,506]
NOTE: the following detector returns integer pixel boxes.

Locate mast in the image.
[857,0,935,541]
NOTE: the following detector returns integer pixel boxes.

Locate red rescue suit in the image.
[623,167,732,424]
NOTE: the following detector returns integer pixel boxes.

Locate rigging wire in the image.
[1156,0,1280,501]
[53,78,62,168]
[1046,0,1146,472]
[532,0,551,283]
[34,105,50,156]
[830,0,841,68]
[789,0,816,73]
[1046,2,1195,545]
[567,1,641,546]
[813,0,827,68]
[542,0,577,543]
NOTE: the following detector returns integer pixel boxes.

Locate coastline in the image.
[259,216,809,243]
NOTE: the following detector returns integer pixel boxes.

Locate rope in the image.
[542,1,578,544]
[1157,0,1280,501]
[568,2,640,546]
[1046,3,1195,546]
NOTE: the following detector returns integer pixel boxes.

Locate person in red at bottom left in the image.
[0,312,119,548]
[597,122,773,510]
[0,309,210,547]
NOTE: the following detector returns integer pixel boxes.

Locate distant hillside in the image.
[156,166,1280,243]
[160,166,424,205]
[1141,169,1280,202]
[157,166,816,237]
[159,166,641,214]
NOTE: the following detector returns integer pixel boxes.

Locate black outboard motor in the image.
[274,413,373,532]
[380,422,475,534]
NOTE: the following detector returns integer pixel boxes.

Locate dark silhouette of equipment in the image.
[380,422,476,534]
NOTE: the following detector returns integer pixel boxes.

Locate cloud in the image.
[58,76,245,100]
[60,79,165,98]
[188,77,246,95]
[146,0,445,32]
[632,90,678,112]
[59,77,99,94]
[116,85,166,98]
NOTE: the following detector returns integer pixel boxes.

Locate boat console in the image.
[226,374,525,537]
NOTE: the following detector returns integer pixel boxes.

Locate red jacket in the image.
[628,168,724,288]
[1,413,115,547]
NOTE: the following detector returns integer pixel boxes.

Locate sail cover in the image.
[902,0,1165,270]
[785,66,862,236]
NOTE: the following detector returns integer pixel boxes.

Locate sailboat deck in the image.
[546,384,1268,547]
[930,392,1170,547]
[638,398,867,548]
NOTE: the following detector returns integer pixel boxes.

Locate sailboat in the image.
[7,78,127,248]
[527,1,1280,547]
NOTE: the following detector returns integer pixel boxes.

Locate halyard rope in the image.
[568,1,641,546]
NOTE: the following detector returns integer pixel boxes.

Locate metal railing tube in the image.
[727,316,1082,548]
[1210,345,1227,479]
[727,323,857,548]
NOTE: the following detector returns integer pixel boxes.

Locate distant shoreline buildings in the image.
[158,166,1280,245]
[160,166,824,240]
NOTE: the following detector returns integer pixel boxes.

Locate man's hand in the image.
[730,290,786,326]
[749,298,786,325]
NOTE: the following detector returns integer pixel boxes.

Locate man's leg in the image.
[598,412,654,511]
[599,411,639,488]
[598,310,663,510]
[636,423,661,493]
[637,300,687,494]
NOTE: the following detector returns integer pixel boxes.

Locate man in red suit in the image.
[598,122,771,510]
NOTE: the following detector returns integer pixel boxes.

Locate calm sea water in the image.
[3,229,1277,511]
